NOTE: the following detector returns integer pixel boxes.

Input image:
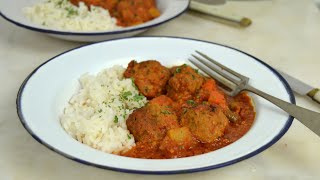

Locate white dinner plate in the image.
[0,0,189,42]
[17,37,294,174]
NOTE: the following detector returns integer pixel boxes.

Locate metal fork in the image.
[189,51,320,137]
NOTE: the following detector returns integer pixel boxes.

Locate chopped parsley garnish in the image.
[56,0,63,7]
[98,109,102,113]
[194,69,199,73]
[127,134,132,139]
[175,67,181,74]
[121,91,132,100]
[161,110,171,115]
[130,78,138,90]
[122,111,127,119]
[133,94,144,101]
[114,116,118,123]
[65,7,78,17]
[187,100,195,106]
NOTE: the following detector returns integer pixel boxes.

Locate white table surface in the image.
[1,0,320,179]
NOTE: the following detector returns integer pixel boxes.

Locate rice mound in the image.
[60,65,147,154]
[23,0,121,32]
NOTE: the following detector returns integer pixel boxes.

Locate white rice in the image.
[60,66,147,154]
[23,0,121,31]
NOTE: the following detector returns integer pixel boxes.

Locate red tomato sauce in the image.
[70,0,161,27]
[120,61,256,159]
[122,93,255,159]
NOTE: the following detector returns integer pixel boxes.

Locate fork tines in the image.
[189,51,249,96]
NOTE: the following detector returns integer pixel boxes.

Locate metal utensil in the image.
[189,51,320,136]
[278,70,320,104]
[189,0,252,27]
[193,0,226,5]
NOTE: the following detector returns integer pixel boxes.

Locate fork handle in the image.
[246,85,320,136]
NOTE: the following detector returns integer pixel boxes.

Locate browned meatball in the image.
[124,60,171,99]
[167,65,204,101]
[180,104,229,143]
[126,96,179,143]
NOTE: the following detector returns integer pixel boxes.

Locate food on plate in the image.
[167,65,204,102]
[23,0,120,31]
[126,95,179,143]
[180,104,229,143]
[60,60,255,158]
[159,127,198,157]
[121,61,256,159]
[70,0,161,27]
[124,60,171,99]
[60,66,147,154]
[23,0,161,31]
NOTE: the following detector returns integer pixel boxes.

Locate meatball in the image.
[124,60,171,99]
[126,96,179,142]
[180,104,229,143]
[167,65,204,101]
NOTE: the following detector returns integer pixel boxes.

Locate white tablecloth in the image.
[1,0,320,179]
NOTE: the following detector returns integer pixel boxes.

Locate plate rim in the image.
[16,36,295,174]
[0,0,190,36]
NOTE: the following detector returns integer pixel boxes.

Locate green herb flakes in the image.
[127,134,132,139]
[133,94,144,101]
[65,7,78,17]
[122,111,127,119]
[114,116,118,123]
[130,78,138,90]
[175,67,181,74]
[121,91,132,100]
[187,100,195,106]
[56,0,63,7]
[161,110,171,115]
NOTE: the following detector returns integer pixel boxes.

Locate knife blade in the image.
[278,70,320,104]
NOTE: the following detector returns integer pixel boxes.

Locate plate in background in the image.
[0,0,189,42]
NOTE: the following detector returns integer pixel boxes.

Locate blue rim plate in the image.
[0,1,189,41]
[16,36,294,174]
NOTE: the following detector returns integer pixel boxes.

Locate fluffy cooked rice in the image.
[23,0,121,31]
[60,66,147,154]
